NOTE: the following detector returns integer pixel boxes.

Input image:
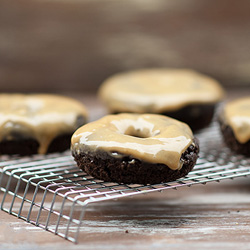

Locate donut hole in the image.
[124,126,154,138]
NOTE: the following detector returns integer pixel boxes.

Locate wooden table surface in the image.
[1,91,250,250]
[1,178,250,250]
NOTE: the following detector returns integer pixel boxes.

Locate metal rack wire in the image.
[0,122,250,243]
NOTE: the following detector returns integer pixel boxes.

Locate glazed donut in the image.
[71,113,199,184]
[98,69,224,131]
[219,97,250,156]
[0,94,87,155]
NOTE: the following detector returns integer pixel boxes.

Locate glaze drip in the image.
[0,94,88,154]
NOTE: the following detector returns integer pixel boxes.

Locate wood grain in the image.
[0,0,250,92]
[1,178,250,249]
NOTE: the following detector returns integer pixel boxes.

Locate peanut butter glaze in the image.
[0,94,88,154]
[99,69,224,113]
[71,114,194,170]
[223,97,250,144]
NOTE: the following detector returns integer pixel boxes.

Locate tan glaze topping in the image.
[0,94,88,154]
[223,97,250,144]
[99,69,224,113]
[71,113,194,170]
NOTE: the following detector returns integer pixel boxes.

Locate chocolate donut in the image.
[98,69,224,131]
[0,94,88,155]
[71,113,199,184]
[219,97,250,156]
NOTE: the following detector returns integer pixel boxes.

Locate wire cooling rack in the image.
[0,122,250,243]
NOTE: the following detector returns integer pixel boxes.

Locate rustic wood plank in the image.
[0,0,250,92]
[1,178,250,249]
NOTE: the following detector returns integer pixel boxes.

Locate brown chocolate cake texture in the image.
[71,113,199,184]
[0,94,87,155]
[98,68,224,131]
